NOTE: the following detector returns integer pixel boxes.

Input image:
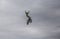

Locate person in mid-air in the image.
[25,10,32,25]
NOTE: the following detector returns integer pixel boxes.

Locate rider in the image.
[25,10,32,25]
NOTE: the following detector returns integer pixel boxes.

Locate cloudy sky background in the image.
[0,0,60,39]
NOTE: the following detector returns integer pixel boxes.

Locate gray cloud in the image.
[0,0,60,39]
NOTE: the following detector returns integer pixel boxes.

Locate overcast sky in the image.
[0,0,60,39]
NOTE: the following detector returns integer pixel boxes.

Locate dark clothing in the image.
[27,17,32,25]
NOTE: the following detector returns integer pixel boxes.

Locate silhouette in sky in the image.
[25,10,32,25]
